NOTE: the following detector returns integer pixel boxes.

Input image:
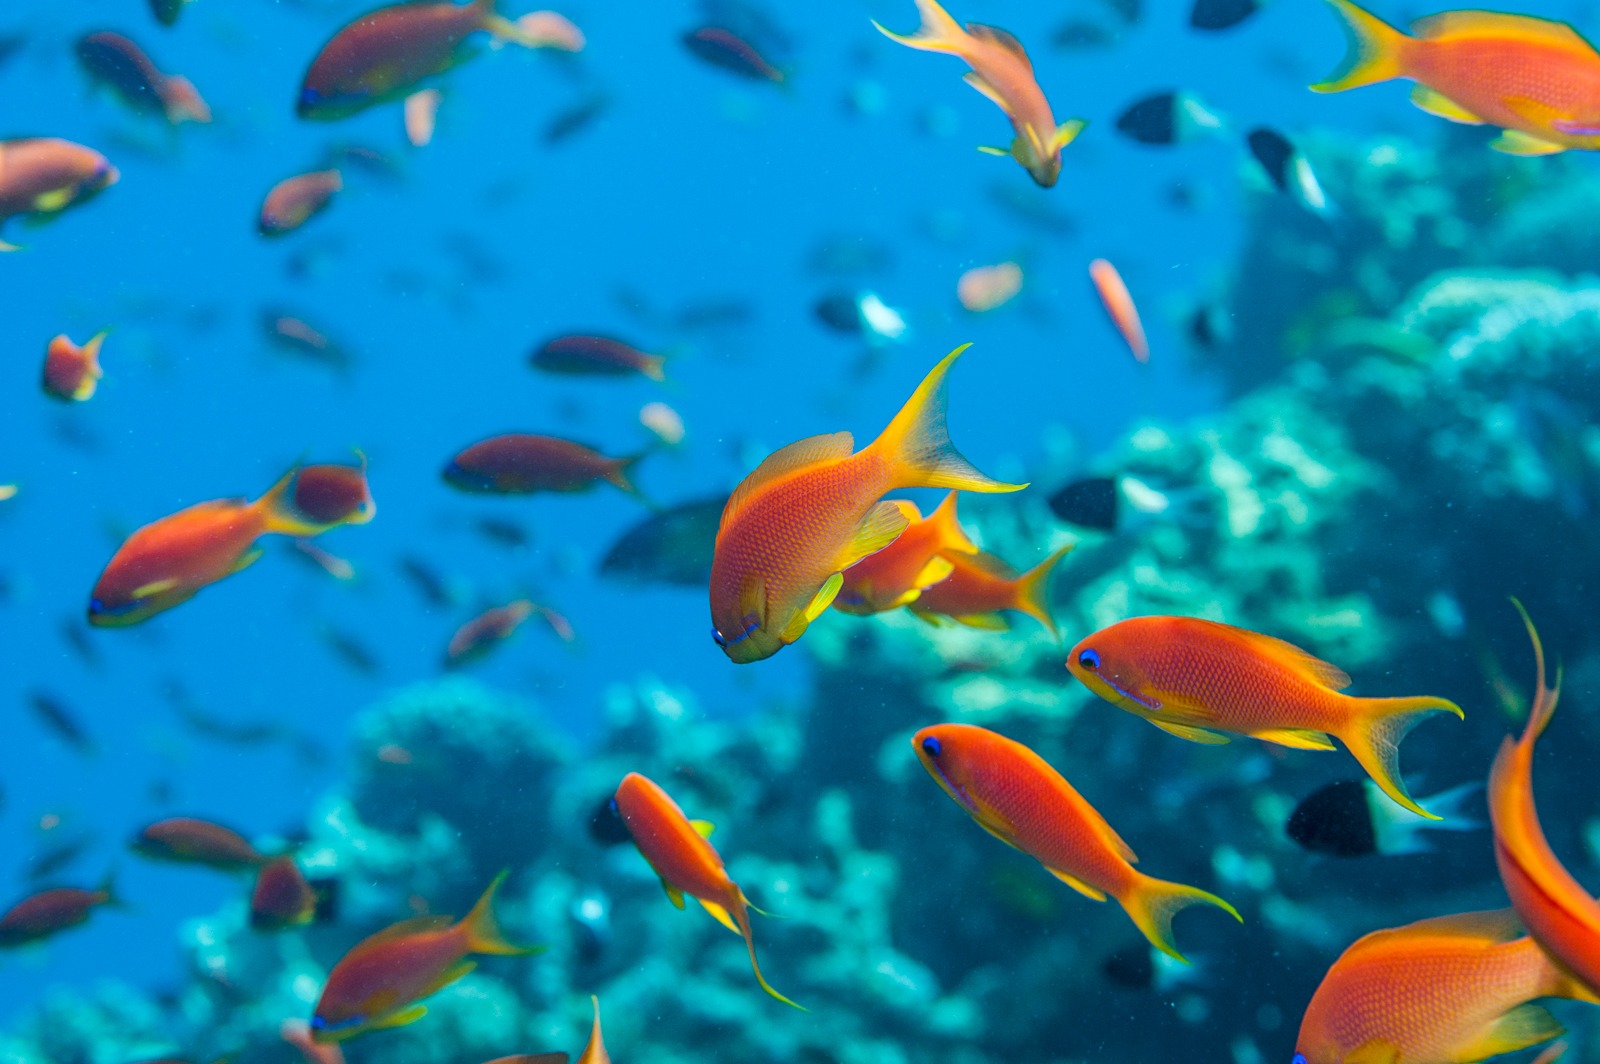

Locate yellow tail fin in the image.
[1339,695,1464,819]
[1310,0,1410,93]
[1013,545,1071,636]
[461,870,541,956]
[1118,873,1241,963]
[872,0,969,54]
[868,344,1027,495]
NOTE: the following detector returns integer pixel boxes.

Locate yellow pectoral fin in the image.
[779,573,844,643]
[1149,718,1232,745]
[1050,118,1087,152]
[697,898,742,935]
[130,577,181,600]
[1047,866,1108,901]
[1253,727,1337,751]
[661,878,686,909]
[32,188,72,212]
[976,144,1011,156]
[372,1003,429,1031]
[961,71,1010,111]
[690,819,716,839]
[911,555,954,591]
[1409,84,1483,123]
[1492,128,1567,155]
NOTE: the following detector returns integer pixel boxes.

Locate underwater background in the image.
[8,0,1600,1060]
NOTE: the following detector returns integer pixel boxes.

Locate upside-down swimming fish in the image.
[835,492,976,615]
[709,344,1023,663]
[76,31,210,125]
[1311,0,1600,155]
[913,724,1239,960]
[1067,616,1463,818]
[0,138,119,251]
[1490,603,1600,995]
[612,772,803,1009]
[311,871,538,1042]
[42,332,107,402]
[911,544,1069,634]
[297,0,554,121]
[1292,909,1597,1064]
[874,0,1087,187]
[88,462,374,626]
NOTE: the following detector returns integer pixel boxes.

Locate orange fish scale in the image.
[1415,39,1600,127]
[1136,629,1342,732]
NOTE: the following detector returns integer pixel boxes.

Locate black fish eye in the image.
[1078,648,1101,670]
[711,627,727,648]
[921,736,942,757]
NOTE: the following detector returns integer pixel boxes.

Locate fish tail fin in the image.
[732,893,807,1011]
[1118,872,1241,963]
[97,869,127,910]
[254,463,327,537]
[872,0,969,54]
[605,453,648,495]
[642,354,667,382]
[1338,695,1464,820]
[462,870,540,956]
[1512,597,1561,746]
[867,344,1026,494]
[1014,545,1072,636]
[1310,0,1410,92]
[1370,779,1483,855]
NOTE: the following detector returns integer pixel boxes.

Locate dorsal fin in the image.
[1347,909,1522,957]
[1410,10,1593,53]
[1193,618,1351,689]
[350,914,454,952]
[966,23,1032,70]
[722,432,854,523]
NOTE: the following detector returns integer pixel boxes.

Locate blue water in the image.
[2,0,1591,1051]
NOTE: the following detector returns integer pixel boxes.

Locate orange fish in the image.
[445,600,536,667]
[1490,603,1600,995]
[76,31,211,125]
[42,331,107,401]
[289,457,377,529]
[835,492,976,615]
[405,88,442,147]
[0,875,118,947]
[251,856,336,931]
[1293,909,1597,1064]
[1089,258,1148,363]
[310,871,537,1042]
[132,817,268,871]
[0,138,119,251]
[910,544,1069,634]
[874,0,1086,187]
[1312,0,1600,155]
[957,262,1024,313]
[443,434,644,497]
[260,170,343,236]
[88,462,372,627]
[913,724,1239,960]
[1067,616,1463,818]
[612,772,803,1009]
[484,995,608,1064]
[709,344,1023,663]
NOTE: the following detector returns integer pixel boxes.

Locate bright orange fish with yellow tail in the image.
[1312,0,1600,155]
[1490,602,1600,997]
[709,344,1023,663]
[611,772,803,1009]
[1293,908,1598,1064]
[912,723,1239,961]
[1067,616,1463,819]
[873,0,1086,187]
[834,491,976,615]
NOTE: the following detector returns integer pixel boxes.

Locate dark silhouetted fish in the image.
[1114,90,1224,145]
[1287,778,1481,858]
[1191,0,1265,31]
[1049,476,1119,532]
[26,691,96,756]
[598,496,726,587]
[544,92,611,145]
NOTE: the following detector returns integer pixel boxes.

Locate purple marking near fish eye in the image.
[1101,673,1161,711]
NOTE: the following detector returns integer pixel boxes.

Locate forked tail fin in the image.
[1310,0,1410,92]
[1118,872,1241,963]
[1339,695,1464,819]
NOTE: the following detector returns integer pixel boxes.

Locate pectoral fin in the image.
[1149,719,1232,745]
[962,71,1010,111]
[976,144,1011,156]
[780,572,844,642]
[1049,118,1087,151]
[1253,727,1337,751]
[690,819,716,839]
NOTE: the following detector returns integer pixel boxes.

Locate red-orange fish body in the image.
[709,344,1024,662]
[910,544,1068,634]
[1314,0,1600,154]
[446,600,535,667]
[1089,259,1148,363]
[42,331,107,401]
[311,871,535,1042]
[836,492,975,614]
[0,878,117,947]
[132,817,267,871]
[443,434,642,496]
[1294,909,1596,1063]
[1490,604,1600,996]
[291,459,377,529]
[251,856,329,931]
[260,171,343,236]
[76,31,210,125]
[1067,616,1462,818]
[0,138,118,247]
[912,723,1238,959]
[298,0,537,120]
[613,772,802,1008]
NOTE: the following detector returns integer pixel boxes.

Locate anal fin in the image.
[373,1003,429,1030]
[1492,128,1567,155]
[697,898,742,935]
[1409,84,1484,123]
[1149,719,1232,745]
[1253,727,1337,751]
[1047,866,1108,901]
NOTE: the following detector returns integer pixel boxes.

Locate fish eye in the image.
[711,627,727,648]
[921,736,942,758]
[1291,1055,1308,1064]
[1078,648,1101,671]
[608,797,619,816]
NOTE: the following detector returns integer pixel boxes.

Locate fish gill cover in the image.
[6,0,1600,1061]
